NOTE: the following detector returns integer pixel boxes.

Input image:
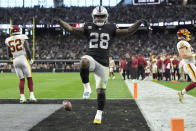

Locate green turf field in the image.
[0,73,132,99]
[156,81,196,97]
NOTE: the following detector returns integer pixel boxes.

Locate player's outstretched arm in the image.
[58,18,84,36]
[116,19,151,37]
[116,20,142,37]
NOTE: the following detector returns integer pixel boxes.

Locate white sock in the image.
[83,83,91,92]
[97,110,103,115]
[30,92,35,97]
[20,94,25,98]
[95,110,103,120]
[182,89,186,95]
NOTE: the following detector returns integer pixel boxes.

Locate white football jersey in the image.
[5,34,28,58]
[152,58,157,67]
[177,40,195,64]
[109,60,115,68]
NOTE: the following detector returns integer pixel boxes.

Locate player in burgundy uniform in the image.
[131,55,138,79]
[120,56,127,80]
[164,55,171,81]
[59,6,150,124]
[5,25,36,103]
[157,56,163,81]
[172,55,180,80]
[137,54,147,80]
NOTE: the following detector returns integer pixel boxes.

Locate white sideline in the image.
[125,79,196,131]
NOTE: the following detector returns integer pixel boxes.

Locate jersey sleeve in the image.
[111,23,117,37]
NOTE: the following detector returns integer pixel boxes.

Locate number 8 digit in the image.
[100,33,110,49]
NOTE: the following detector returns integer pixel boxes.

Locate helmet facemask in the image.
[92,6,108,27]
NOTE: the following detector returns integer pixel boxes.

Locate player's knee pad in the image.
[80,58,90,69]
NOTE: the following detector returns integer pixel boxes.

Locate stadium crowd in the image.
[0,4,196,24]
[1,3,196,59]
[1,29,196,60]
[0,3,196,83]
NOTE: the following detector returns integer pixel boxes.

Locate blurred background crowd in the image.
[0,4,196,24]
[1,29,196,60]
[0,0,196,81]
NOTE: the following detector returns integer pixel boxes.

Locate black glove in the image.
[139,19,153,41]
[139,19,152,31]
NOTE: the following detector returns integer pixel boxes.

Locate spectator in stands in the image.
[137,54,147,80]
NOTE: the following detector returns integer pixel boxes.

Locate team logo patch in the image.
[88,26,92,29]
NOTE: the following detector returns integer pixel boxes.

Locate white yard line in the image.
[125,79,196,131]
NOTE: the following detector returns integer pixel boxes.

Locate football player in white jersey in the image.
[5,25,37,103]
[177,28,196,103]
[109,57,116,79]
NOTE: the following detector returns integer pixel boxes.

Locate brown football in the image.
[62,100,72,111]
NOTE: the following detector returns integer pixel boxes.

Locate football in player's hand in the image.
[62,100,72,111]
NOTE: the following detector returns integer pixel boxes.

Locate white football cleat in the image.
[178,91,184,104]
[29,96,37,102]
[93,118,102,125]
[20,97,27,103]
[83,91,91,99]
[83,88,91,99]
[112,76,115,80]
[93,110,102,125]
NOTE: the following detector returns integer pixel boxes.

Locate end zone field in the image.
[0,73,152,131]
[1,73,196,130]
[28,99,150,131]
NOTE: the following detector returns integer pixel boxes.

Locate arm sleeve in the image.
[113,24,118,37]
[83,23,88,37]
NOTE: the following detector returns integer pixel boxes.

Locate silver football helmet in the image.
[92,6,108,27]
